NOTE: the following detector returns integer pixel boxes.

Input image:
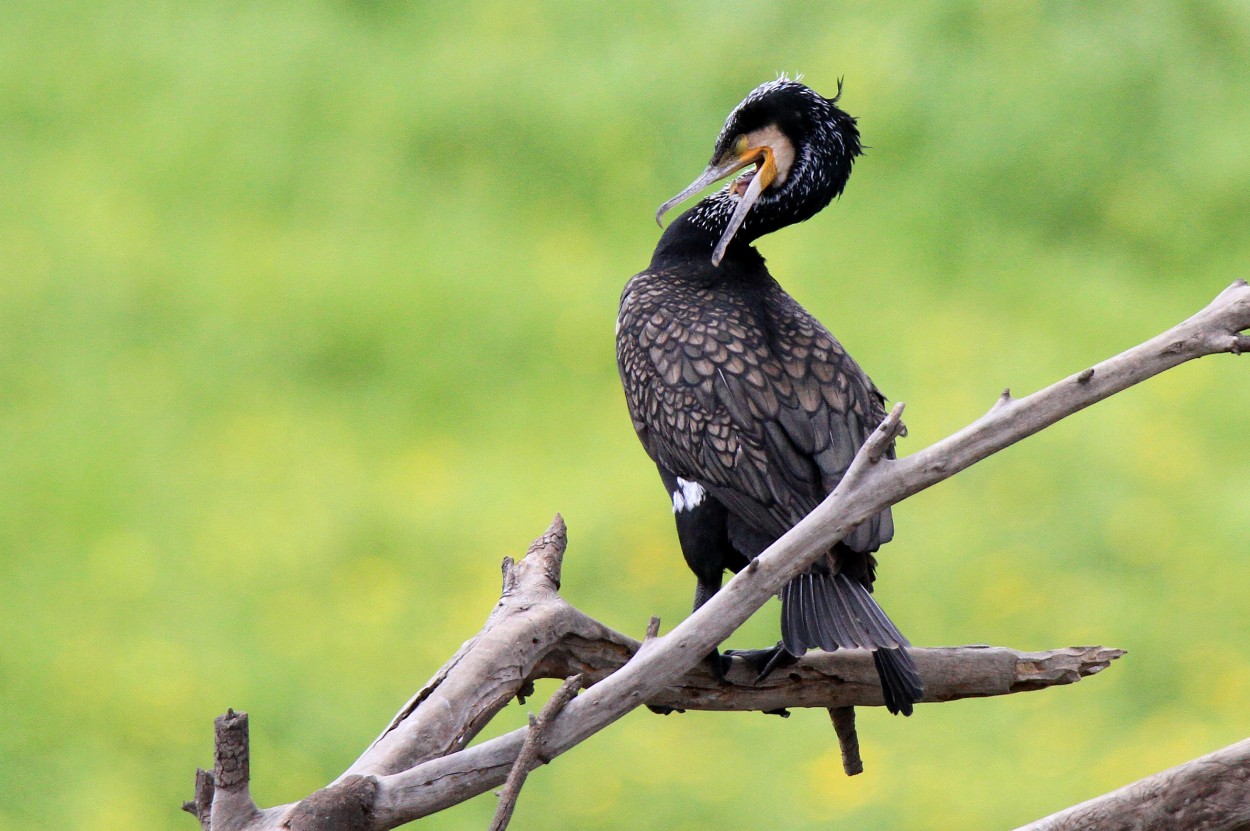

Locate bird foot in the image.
[707,648,734,684]
[723,642,799,682]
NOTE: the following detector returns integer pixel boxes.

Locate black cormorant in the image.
[616,78,923,716]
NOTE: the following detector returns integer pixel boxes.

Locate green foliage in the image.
[2,2,1249,828]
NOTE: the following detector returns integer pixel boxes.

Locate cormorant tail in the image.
[874,647,923,717]
[781,571,924,716]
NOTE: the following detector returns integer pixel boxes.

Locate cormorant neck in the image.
[651,196,767,274]
[655,211,760,272]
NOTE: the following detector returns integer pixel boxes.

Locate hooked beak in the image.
[656,143,778,266]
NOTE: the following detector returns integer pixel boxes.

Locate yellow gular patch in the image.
[743,124,796,186]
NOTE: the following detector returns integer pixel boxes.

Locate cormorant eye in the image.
[732,134,749,155]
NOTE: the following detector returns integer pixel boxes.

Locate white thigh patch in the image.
[671,477,707,513]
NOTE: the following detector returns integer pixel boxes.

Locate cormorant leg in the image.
[692,578,720,610]
[658,466,736,683]
[693,578,734,683]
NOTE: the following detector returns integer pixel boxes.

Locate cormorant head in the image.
[656,78,861,266]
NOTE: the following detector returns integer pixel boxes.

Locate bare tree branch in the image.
[339,516,635,781]
[631,644,1124,712]
[180,768,213,831]
[186,280,1250,831]
[828,707,862,776]
[375,280,1250,825]
[489,674,584,831]
[1014,737,1250,831]
[208,710,261,830]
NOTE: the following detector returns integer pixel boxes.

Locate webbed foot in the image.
[723,641,800,682]
[707,647,734,684]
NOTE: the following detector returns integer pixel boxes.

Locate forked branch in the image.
[186,280,1250,831]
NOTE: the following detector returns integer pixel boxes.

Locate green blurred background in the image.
[3,2,1249,828]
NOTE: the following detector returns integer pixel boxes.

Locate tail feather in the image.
[782,573,818,654]
[874,647,925,717]
[827,575,874,647]
[810,575,848,649]
[780,577,803,654]
[781,570,924,717]
[839,573,908,648]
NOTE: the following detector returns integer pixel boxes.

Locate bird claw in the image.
[722,642,799,682]
[707,648,734,685]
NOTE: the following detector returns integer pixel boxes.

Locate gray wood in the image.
[183,281,1250,831]
[1015,738,1250,831]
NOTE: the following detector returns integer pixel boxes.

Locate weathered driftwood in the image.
[182,520,1122,831]
[488,673,584,831]
[183,280,1250,831]
[1015,737,1250,831]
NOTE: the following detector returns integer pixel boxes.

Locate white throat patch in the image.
[671,477,707,513]
[743,124,796,187]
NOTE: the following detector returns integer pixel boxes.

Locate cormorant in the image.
[616,78,923,716]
